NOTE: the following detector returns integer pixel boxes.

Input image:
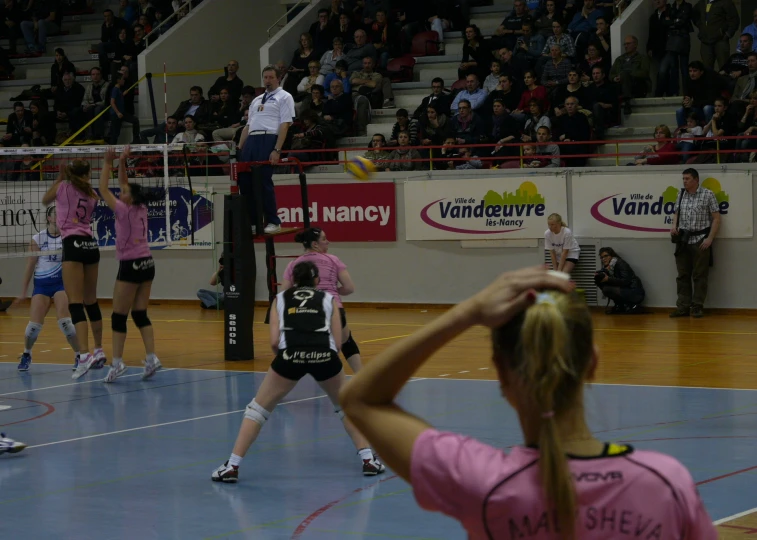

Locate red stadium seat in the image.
[450,78,467,91]
[411,31,441,56]
[386,55,416,83]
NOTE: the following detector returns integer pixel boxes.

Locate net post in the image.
[163,143,171,246]
[223,194,255,360]
[145,72,158,128]
[252,164,265,235]
[264,237,276,324]
[298,171,310,228]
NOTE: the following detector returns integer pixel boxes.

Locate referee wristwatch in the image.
[273,148,281,153]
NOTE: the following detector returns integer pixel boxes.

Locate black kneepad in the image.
[111,312,128,333]
[85,302,102,322]
[69,303,86,325]
[131,310,151,328]
[342,333,360,358]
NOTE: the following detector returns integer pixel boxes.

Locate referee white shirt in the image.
[248,88,295,133]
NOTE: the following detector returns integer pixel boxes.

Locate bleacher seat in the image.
[411,31,441,57]
[386,55,416,84]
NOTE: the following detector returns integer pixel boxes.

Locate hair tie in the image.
[536,292,555,305]
[541,411,555,419]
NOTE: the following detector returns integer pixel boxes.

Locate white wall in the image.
[2,166,756,309]
[137,0,286,122]
[260,0,330,71]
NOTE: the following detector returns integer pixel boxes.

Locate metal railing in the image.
[267,0,312,39]
[142,0,196,47]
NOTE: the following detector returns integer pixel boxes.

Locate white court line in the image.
[27,394,328,449]
[40,350,51,353]
[713,506,757,525]
[5,364,757,392]
[0,369,177,397]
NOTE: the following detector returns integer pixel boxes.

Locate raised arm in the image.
[99,147,119,211]
[339,267,574,482]
[118,145,131,190]
[41,163,65,206]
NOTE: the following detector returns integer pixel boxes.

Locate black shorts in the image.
[339,307,346,328]
[271,349,342,382]
[565,257,579,264]
[61,235,100,265]
[116,257,155,284]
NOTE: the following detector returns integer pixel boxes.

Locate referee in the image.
[237,65,295,235]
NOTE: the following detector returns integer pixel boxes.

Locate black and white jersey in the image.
[276,287,336,352]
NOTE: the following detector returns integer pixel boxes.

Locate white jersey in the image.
[544,226,580,262]
[32,230,62,280]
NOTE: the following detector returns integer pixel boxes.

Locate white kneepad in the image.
[58,317,76,337]
[244,399,271,426]
[25,322,43,339]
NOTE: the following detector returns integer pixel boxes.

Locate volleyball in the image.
[346,156,376,181]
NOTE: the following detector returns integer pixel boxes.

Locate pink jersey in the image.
[283,252,347,306]
[411,429,717,540]
[114,200,150,261]
[55,182,97,238]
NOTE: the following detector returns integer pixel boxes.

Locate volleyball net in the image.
[0,143,220,259]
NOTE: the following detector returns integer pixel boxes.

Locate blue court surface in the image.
[0,364,755,539]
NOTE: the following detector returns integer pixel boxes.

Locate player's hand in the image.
[670,224,679,235]
[464,266,575,329]
[104,147,117,162]
[12,293,27,306]
[122,144,132,158]
[270,150,280,165]
[700,238,712,250]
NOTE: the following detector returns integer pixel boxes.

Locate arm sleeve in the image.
[707,191,720,214]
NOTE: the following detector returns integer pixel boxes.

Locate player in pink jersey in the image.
[280,228,362,373]
[42,160,108,376]
[340,267,718,540]
[79,146,162,383]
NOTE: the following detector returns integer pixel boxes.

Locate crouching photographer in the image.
[595,247,645,314]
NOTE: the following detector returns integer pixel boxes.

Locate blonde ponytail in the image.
[492,291,594,539]
[520,295,576,538]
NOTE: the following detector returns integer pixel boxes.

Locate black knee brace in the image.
[85,302,102,322]
[69,303,86,325]
[111,312,128,333]
[131,310,151,328]
[342,333,360,359]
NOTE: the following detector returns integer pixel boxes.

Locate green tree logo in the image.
[483,182,545,206]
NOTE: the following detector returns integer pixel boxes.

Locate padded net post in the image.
[223,194,255,361]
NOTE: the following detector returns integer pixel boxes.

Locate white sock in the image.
[146,353,157,362]
[228,453,243,467]
[94,347,103,355]
[358,448,373,462]
[113,357,123,367]
[23,349,31,354]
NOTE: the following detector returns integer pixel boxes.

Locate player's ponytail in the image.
[292,261,318,287]
[294,227,322,249]
[65,159,97,199]
[128,183,165,207]
[491,291,593,539]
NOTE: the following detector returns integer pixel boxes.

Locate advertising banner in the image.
[404,176,568,240]
[572,173,752,238]
[274,182,396,241]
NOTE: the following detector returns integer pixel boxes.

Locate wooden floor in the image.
[1,302,756,535]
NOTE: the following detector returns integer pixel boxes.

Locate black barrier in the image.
[223,194,255,360]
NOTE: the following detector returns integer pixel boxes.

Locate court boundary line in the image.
[26,394,329,450]
[5,364,757,392]
[0,369,177,397]
[714,506,757,525]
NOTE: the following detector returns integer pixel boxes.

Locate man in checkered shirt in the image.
[670,168,721,318]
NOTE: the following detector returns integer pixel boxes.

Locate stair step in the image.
[622,111,677,128]
[418,67,458,82]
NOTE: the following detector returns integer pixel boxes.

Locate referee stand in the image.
[224,157,309,361]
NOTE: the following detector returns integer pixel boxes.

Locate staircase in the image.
[588,97,680,167]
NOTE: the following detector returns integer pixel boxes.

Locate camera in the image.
[594,269,609,286]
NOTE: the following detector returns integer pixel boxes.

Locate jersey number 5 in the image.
[76,199,88,221]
